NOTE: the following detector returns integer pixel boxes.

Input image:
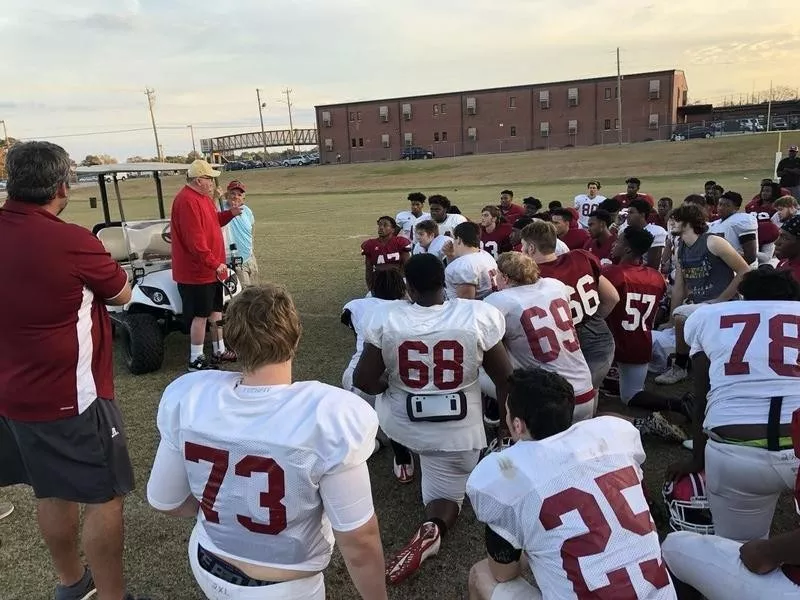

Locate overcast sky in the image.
[0,0,792,160]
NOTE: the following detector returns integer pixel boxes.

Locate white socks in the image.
[190,344,204,361]
[213,339,226,355]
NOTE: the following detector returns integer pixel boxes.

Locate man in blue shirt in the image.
[223,180,258,285]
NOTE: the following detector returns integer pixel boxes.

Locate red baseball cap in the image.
[227,180,246,192]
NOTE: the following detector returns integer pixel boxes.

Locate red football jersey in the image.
[602,264,666,364]
[537,250,602,326]
[613,192,655,208]
[360,235,411,266]
[747,191,791,213]
[500,203,526,225]
[786,409,800,585]
[583,232,617,264]
[560,227,590,251]
[480,223,513,258]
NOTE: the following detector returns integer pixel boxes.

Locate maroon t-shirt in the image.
[560,227,590,251]
[480,223,513,258]
[583,232,617,264]
[0,201,128,421]
[361,235,411,266]
[778,257,800,284]
[500,203,526,225]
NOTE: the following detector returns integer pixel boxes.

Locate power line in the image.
[26,127,152,140]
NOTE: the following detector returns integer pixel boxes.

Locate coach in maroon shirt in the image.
[0,142,142,599]
[171,159,241,370]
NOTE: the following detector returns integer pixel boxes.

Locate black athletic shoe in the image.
[188,354,216,372]
[678,392,695,421]
[54,567,95,600]
[483,395,500,427]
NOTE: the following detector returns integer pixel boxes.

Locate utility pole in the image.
[256,89,269,160]
[145,88,163,162]
[616,47,623,145]
[766,80,773,132]
[282,88,296,152]
[187,124,197,155]
[0,120,7,147]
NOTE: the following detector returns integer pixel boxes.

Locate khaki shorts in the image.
[235,256,259,286]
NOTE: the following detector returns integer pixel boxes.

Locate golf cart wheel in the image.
[119,313,164,375]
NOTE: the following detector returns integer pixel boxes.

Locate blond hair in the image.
[496,251,540,285]
[775,195,799,209]
[225,284,302,372]
[520,220,558,254]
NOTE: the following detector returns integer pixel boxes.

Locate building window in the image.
[682,90,688,106]
[540,122,550,137]
[379,106,389,122]
[381,134,390,148]
[324,138,333,151]
[568,87,579,107]
[358,137,364,147]
[649,79,661,100]
[356,111,362,121]
[351,138,356,148]
[604,119,611,131]
[433,104,440,115]
[349,112,356,122]
[442,131,448,141]
[402,103,412,120]
[539,90,550,109]
[614,118,620,130]
[467,127,477,141]
[510,126,517,137]
[649,113,659,129]
[322,111,332,127]
[615,86,619,99]
[441,103,447,114]
[434,132,440,142]
[404,132,413,146]
[466,97,477,115]
[604,88,612,100]
[509,96,517,108]
[568,120,578,135]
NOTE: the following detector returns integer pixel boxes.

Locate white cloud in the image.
[0,0,789,159]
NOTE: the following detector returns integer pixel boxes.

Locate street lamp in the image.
[255,89,269,161]
[0,120,8,147]
[186,124,197,155]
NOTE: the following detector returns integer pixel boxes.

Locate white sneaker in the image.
[393,457,414,484]
[0,502,12,521]
[682,439,694,451]
[655,364,688,385]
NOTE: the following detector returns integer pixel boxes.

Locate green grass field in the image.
[1,133,798,599]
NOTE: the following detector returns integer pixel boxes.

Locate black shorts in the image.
[0,399,135,503]
[179,282,224,319]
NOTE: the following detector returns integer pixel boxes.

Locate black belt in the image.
[197,545,278,587]
[768,396,783,452]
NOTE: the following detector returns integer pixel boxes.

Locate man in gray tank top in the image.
[655,204,750,385]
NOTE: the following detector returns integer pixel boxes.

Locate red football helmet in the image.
[662,472,714,535]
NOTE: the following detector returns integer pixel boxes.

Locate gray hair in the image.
[5,141,72,205]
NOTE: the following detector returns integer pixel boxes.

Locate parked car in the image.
[772,117,788,130]
[282,156,309,167]
[670,125,714,141]
[104,172,128,182]
[0,179,6,190]
[400,146,435,160]
[225,161,247,171]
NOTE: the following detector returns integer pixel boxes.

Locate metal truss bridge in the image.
[200,128,317,154]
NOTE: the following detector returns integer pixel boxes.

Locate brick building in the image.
[315,69,688,164]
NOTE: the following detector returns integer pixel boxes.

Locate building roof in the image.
[315,69,684,110]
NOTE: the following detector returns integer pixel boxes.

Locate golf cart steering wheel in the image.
[161,224,172,244]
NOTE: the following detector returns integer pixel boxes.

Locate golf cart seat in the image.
[97,227,130,262]
[123,220,172,262]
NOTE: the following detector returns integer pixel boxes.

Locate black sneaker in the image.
[188,354,216,372]
[678,392,695,421]
[54,567,95,600]
[483,395,500,427]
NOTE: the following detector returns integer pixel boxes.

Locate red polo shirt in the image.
[0,201,128,421]
[171,185,236,284]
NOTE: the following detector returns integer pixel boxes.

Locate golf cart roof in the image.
[76,163,192,175]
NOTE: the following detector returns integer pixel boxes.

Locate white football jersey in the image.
[467,417,676,600]
[445,250,499,300]
[435,213,468,237]
[412,234,451,262]
[153,371,378,571]
[362,299,505,452]
[618,221,667,249]
[574,194,607,228]
[397,211,430,242]
[342,297,409,380]
[708,213,758,257]
[484,278,594,402]
[685,301,800,430]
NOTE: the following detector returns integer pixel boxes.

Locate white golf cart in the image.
[77,163,242,375]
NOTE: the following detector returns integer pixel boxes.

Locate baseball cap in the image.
[187,159,221,178]
[782,214,800,237]
[227,180,246,193]
[789,145,798,152]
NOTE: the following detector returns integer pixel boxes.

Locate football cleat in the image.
[385,522,441,585]
[392,457,414,484]
[635,412,688,443]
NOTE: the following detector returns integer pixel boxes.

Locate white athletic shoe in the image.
[682,439,694,451]
[393,457,414,484]
[655,364,688,385]
[0,502,12,521]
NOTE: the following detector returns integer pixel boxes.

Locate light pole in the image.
[0,120,7,147]
[256,89,269,160]
[187,124,197,155]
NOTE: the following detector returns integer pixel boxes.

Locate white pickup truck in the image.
[104,172,128,182]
